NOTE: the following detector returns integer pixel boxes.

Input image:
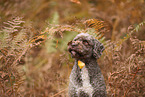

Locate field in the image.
[0,0,145,97]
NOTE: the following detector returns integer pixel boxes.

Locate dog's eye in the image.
[83,40,89,45]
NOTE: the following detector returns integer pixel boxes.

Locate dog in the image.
[68,33,107,97]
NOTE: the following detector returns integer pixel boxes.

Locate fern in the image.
[0,17,32,96]
[44,18,109,53]
[0,17,27,51]
[114,21,145,51]
[102,20,145,96]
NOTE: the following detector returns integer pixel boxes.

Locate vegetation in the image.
[0,0,145,96]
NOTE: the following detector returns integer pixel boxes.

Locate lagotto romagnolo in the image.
[68,33,107,97]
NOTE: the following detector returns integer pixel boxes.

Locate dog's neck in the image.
[74,57,102,76]
[76,56,98,66]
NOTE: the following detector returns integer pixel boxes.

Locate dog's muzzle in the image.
[67,41,82,57]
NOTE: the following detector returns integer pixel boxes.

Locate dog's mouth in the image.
[68,41,82,58]
[68,49,81,58]
[70,50,76,56]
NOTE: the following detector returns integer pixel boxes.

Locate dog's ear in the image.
[93,39,105,59]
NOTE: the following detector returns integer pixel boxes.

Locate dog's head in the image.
[68,33,105,60]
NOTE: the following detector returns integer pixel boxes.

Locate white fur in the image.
[79,66,93,96]
[69,65,94,97]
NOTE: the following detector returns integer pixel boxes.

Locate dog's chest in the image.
[69,64,94,96]
[78,66,93,96]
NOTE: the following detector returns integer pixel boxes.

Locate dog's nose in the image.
[72,42,77,46]
[68,41,79,46]
[72,41,79,46]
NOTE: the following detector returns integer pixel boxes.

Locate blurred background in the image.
[0,0,145,97]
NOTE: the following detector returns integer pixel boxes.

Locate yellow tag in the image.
[78,60,85,69]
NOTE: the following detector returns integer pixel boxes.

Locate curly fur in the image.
[68,33,107,97]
